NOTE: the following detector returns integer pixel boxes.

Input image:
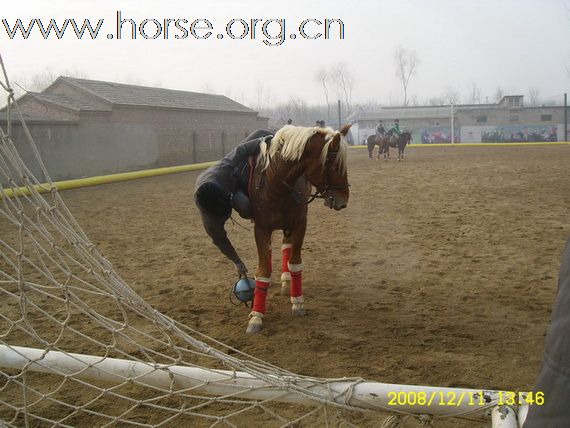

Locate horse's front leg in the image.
[280,231,292,296]
[289,220,307,316]
[246,225,272,333]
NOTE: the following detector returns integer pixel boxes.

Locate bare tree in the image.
[528,87,540,106]
[277,97,309,125]
[467,83,481,104]
[443,86,460,105]
[12,68,87,98]
[394,47,418,106]
[330,62,354,112]
[494,86,504,103]
[201,82,216,94]
[427,96,445,106]
[315,68,331,122]
[253,80,272,112]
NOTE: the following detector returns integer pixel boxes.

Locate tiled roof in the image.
[0,111,79,123]
[59,77,255,113]
[26,92,111,112]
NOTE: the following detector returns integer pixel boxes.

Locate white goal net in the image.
[0,57,526,428]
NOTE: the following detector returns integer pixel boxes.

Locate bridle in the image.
[266,148,350,205]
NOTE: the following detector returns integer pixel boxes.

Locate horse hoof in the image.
[246,312,264,333]
[246,323,263,333]
[291,296,305,316]
[292,307,306,316]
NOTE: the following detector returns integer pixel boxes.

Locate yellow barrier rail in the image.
[2,161,217,199]
[3,141,569,198]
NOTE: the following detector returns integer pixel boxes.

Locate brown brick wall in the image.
[110,106,264,166]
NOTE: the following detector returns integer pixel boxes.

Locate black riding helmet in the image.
[195,181,231,217]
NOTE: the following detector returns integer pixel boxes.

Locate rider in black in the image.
[194,129,273,277]
[376,120,386,136]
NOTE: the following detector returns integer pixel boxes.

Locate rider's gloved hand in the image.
[235,262,248,278]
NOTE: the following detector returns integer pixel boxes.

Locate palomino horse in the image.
[379,131,413,161]
[246,124,351,333]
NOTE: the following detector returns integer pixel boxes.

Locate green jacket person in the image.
[389,119,401,136]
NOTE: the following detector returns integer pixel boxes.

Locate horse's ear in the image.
[339,124,352,136]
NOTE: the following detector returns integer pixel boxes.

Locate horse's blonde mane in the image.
[258,125,348,173]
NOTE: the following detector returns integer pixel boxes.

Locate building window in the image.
[509,115,519,122]
[431,121,440,126]
[476,116,487,123]
[541,114,552,121]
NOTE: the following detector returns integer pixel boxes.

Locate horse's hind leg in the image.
[247,225,273,333]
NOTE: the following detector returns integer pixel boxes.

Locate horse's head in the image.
[257,124,351,210]
[302,124,351,211]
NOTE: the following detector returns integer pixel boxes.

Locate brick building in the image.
[350,95,568,144]
[0,76,268,181]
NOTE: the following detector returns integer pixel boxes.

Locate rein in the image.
[266,149,350,205]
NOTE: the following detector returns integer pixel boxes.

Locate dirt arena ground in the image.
[3,144,570,426]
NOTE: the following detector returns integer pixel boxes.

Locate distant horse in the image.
[246,124,351,333]
[366,134,381,158]
[379,131,413,161]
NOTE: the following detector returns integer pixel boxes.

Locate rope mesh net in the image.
[0,59,496,427]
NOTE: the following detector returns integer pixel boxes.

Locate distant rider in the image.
[376,120,386,137]
[389,119,401,136]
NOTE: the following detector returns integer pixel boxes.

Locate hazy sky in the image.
[2,0,570,108]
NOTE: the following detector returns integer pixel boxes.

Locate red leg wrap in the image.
[282,247,291,273]
[252,278,270,314]
[290,270,302,298]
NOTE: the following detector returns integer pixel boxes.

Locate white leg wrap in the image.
[280,272,291,282]
[287,262,303,273]
[248,311,264,322]
[281,243,292,250]
[290,296,304,305]
[254,276,271,283]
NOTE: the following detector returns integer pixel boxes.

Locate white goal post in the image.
[0,345,528,427]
